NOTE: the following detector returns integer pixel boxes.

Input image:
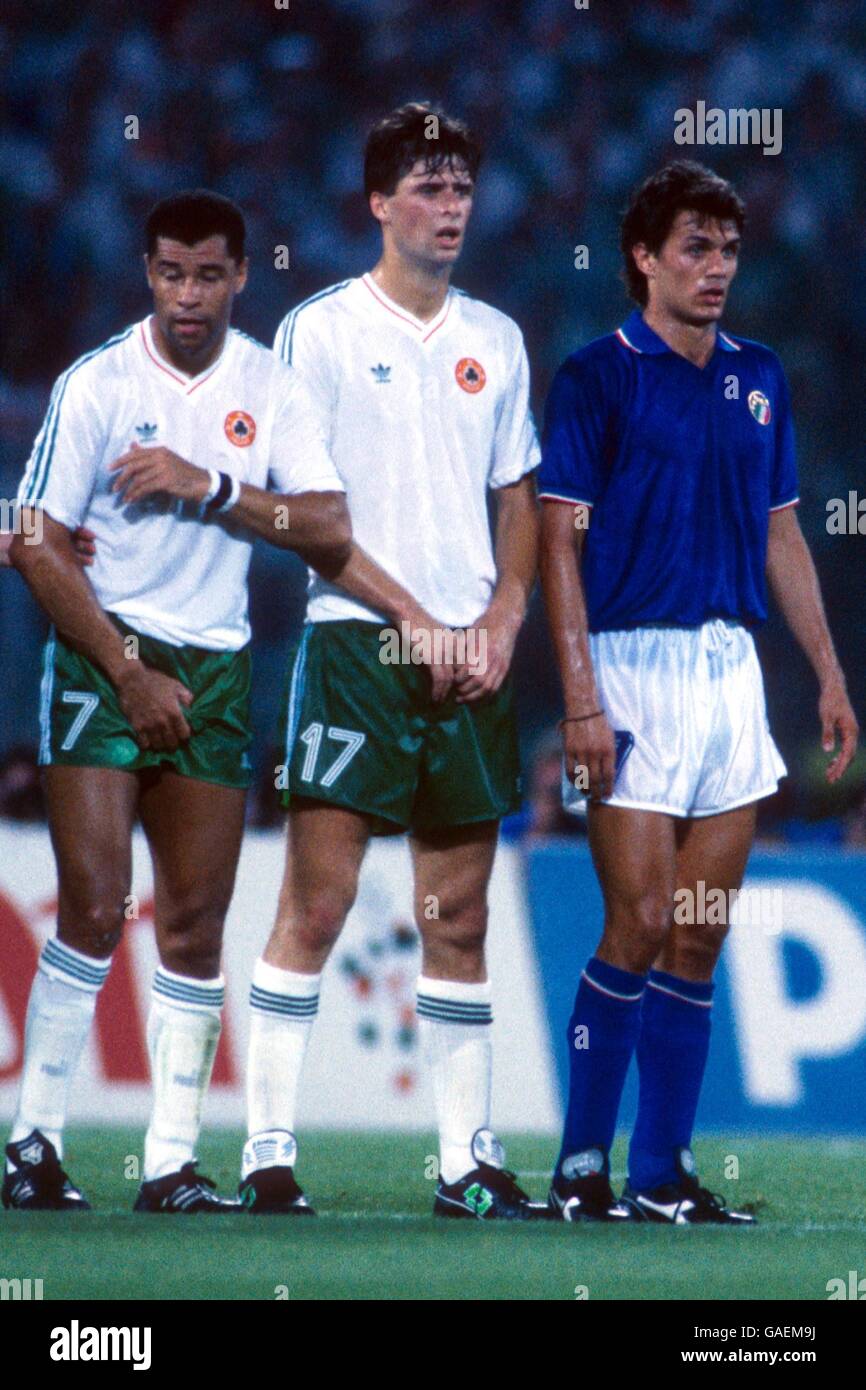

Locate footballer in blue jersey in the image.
[538,161,859,1225]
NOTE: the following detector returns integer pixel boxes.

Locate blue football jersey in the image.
[538,309,799,633]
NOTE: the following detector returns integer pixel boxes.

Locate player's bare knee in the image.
[605,893,672,957]
[59,897,127,957]
[159,925,223,979]
[157,896,226,977]
[673,922,729,976]
[295,886,353,953]
[419,900,487,964]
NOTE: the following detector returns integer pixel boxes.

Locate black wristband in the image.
[204,472,232,514]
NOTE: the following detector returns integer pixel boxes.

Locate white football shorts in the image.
[562,619,786,819]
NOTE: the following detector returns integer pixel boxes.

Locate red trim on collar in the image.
[139,321,222,393]
[362,275,451,341]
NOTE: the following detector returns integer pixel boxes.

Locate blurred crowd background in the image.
[1,0,864,840]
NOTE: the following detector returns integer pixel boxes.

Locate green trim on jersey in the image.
[39,616,253,789]
[277,620,521,834]
[276,281,352,365]
[22,328,133,504]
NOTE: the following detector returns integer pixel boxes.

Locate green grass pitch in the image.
[3,1129,864,1301]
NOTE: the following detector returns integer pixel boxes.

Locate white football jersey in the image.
[274,274,540,627]
[17,317,343,649]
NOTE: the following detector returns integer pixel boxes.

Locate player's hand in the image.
[405,610,456,703]
[115,663,194,753]
[819,678,859,783]
[71,526,96,567]
[109,444,210,506]
[453,605,518,704]
[562,711,616,803]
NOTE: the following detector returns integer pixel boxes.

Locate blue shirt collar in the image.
[616,308,740,355]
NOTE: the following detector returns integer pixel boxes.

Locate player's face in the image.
[372,158,474,269]
[145,236,248,364]
[641,211,740,325]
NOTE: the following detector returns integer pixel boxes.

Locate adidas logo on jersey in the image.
[370,363,391,383]
[134,422,158,443]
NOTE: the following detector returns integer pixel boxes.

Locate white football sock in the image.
[416,975,493,1185]
[9,938,111,1165]
[143,967,223,1181]
[246,959,320,1148]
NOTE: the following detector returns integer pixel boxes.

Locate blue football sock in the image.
[628,969,714,1192]
[555,957,646,1177]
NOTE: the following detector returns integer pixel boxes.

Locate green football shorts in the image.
[38,615,253,789]
[278,619,522,834]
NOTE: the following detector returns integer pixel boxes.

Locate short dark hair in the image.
[363,102,482,199]
[145,190,246,262]
[620,161,746,306]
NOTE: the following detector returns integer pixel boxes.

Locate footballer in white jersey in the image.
[18,315,344,650]
[239,104,544,1221]
[274,272,538,628]
[4,191,350,1215]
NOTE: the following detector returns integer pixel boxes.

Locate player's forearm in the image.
[487,480,539,634]
[10,523,129,685]
[328,543,434,628]
[109,449,352,568]
[0,532,11,567]
[766,514,845,689]
[539,519,601,714]
[232,483,351,566]
[543,560,601,712]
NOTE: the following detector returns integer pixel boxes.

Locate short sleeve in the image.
[17,366,105,530]
[768,363,799,511]
[273,301,335,428]
[267,366,344,496]
[537,357,611,508]
[489,333,541,489]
